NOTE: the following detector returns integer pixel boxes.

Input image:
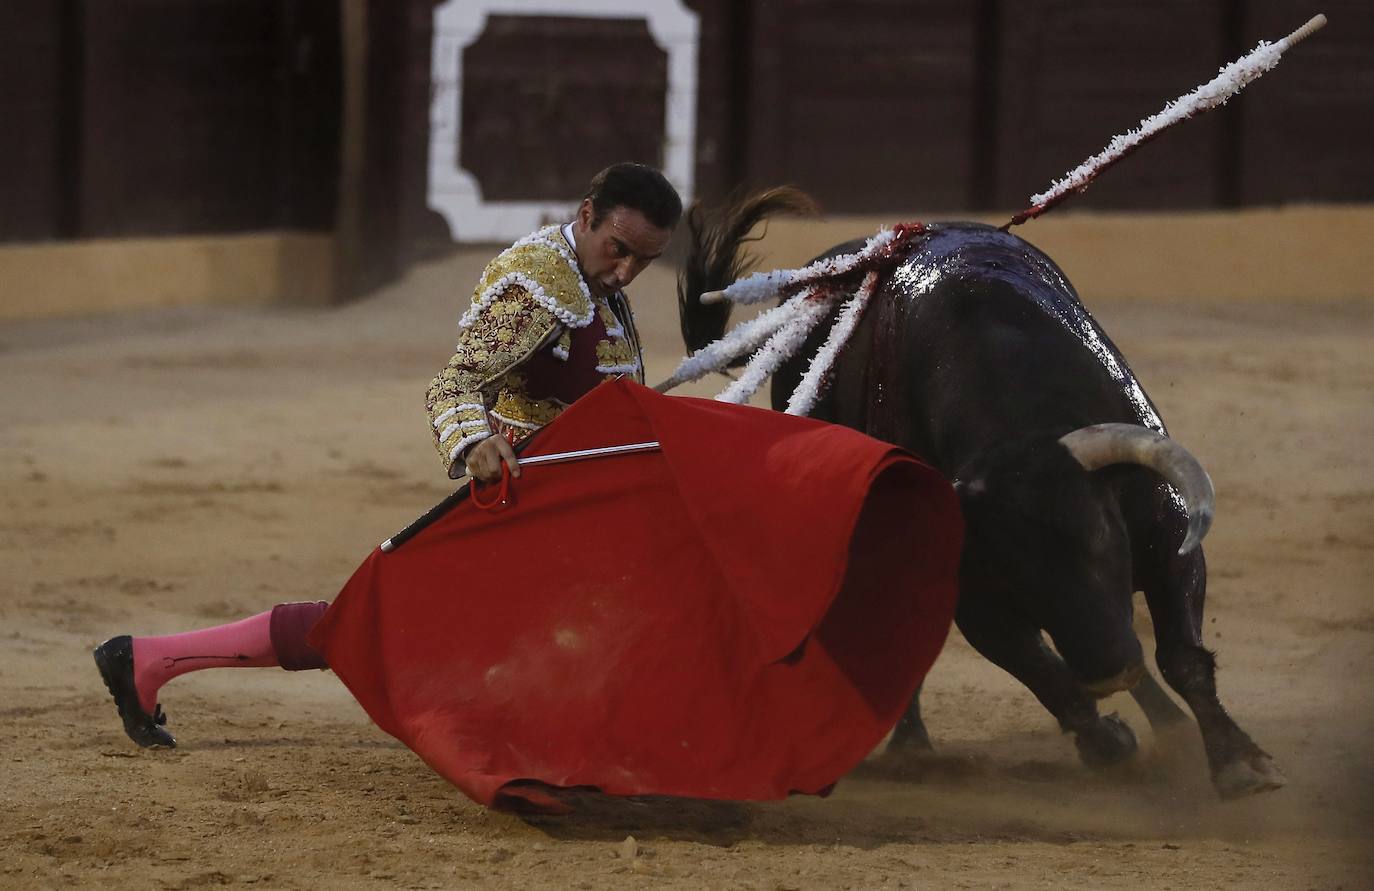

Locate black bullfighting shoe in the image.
[93,635,176,748]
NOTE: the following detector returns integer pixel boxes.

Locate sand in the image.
[1,231,1371,889]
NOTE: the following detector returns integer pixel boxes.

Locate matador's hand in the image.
[464,434,520,483]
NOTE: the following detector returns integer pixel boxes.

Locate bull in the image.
[676,191,1284,798]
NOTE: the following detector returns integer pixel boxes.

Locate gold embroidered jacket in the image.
[425,225,644,477]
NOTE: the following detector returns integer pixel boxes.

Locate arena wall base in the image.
[2,206,1369,323]
[0,233,335,321]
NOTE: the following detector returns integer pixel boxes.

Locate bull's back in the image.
[818,223,1166,473]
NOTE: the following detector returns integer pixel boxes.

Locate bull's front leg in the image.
[1140,543,1285,798]
[1151,642,1283,797]
[954,599,1138,768]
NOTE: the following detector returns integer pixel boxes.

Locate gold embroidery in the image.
[595,337,639,370]
[471,233,593,329]
[425,226,645,474]
[426,284,561,472]
[491,388,566,431]
[592,298,642,376]
[595,301,620,333]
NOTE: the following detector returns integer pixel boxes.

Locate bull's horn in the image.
[700,289,728,305]
[1059,423,1215,555]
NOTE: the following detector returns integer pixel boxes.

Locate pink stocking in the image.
[130,602,329,713]
[132,611,278,713]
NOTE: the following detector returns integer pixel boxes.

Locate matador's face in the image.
[572,199,673,299]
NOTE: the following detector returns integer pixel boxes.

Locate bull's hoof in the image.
[887,725,935,755]
[1214,752,1286,799]
[1074,712,1138,768]
[872,740,936,780]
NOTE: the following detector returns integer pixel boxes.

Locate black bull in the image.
[677,196,1284,798]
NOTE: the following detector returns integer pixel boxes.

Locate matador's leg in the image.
[93,601,330,748]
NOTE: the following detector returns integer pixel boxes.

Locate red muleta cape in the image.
[309,379,962,812]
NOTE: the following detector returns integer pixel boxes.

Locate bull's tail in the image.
[676,187,817,357]
[1059,423,1215,554]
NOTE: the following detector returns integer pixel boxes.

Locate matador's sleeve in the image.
[425,230,595,477]
[425,286,560,475]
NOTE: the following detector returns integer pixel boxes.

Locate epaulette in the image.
[459,226,595,330]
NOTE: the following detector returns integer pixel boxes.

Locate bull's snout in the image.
[1080,661,1147,699]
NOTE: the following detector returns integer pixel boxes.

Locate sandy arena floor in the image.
[1,232,1371,889]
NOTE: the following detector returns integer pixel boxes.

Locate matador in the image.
[94,163,681,747]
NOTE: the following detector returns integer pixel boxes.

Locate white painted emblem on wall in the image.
[429,0,699,242]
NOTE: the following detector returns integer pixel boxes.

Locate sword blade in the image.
[380,440,662,552]
[518,441,661,467]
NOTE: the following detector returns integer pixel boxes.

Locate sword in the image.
[379,440,661,552]
[515,440,660,467]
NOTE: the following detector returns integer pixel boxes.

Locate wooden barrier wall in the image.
[730,0,1374,213]
[0,0,1369,309]
[0,0,341,243]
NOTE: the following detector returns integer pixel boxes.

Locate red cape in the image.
[310,380,961,812]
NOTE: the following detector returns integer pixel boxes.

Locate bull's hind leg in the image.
[887,681,933,753]
[954,599,1139,769]
[1130,667,1191,730]
[1140,542,1285,798]
[1126,586,1188,729]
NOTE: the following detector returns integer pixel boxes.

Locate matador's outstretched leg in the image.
[93,601,330,748]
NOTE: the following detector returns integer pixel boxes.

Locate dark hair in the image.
[584,163,683,230]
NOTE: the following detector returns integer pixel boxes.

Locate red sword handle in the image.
[469,461,511,511]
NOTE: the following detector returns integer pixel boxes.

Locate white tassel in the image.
[785,272,880,416]
[716,289,834,404]
[658,294,810,391]
[659,224,926,398]
[715,228,899,306]
[1029,15,1327,210]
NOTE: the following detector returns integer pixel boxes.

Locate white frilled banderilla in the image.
[654,223,929,417]
[1007,13,1327,226]
[656,13,1328,412]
